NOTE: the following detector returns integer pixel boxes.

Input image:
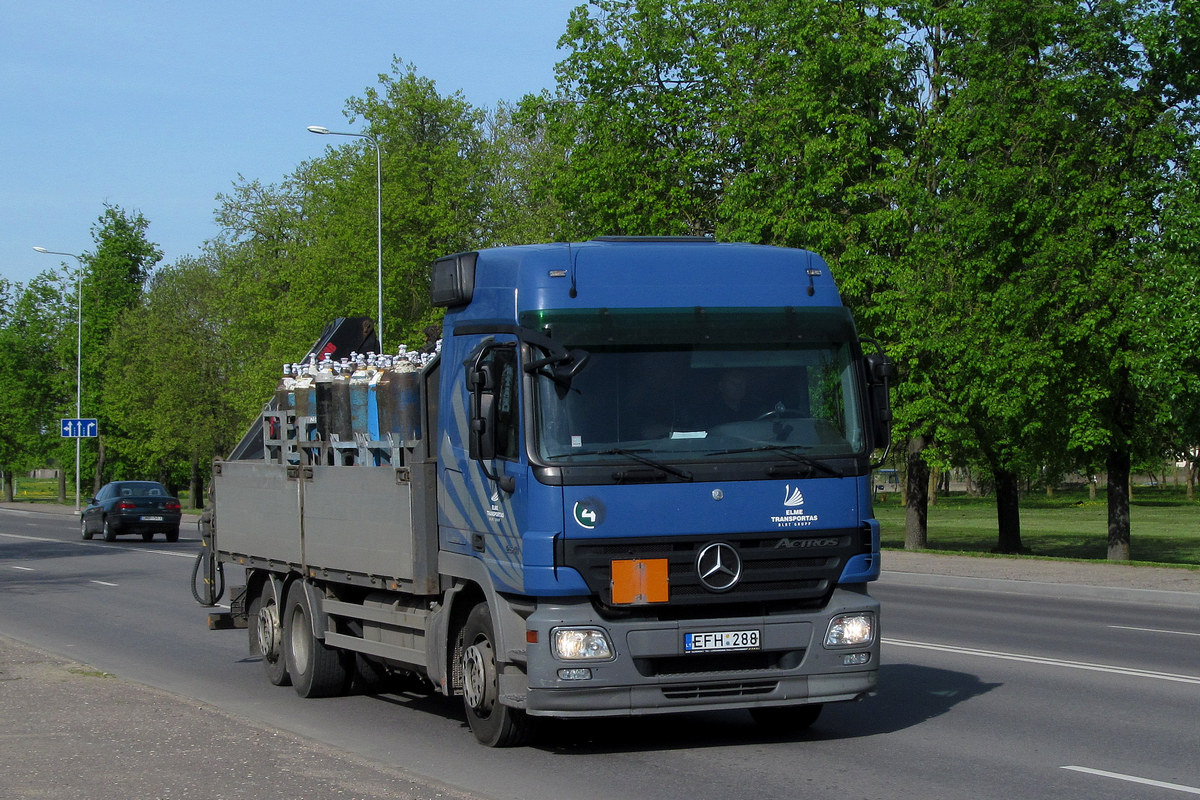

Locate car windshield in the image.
[524,307,866,464]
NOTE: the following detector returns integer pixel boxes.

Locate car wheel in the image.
[80,518,93,541]
[142,532,154,542]
[102,519,116,542]
[166,526,180,543]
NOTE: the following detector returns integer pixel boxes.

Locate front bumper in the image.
[520,587,879,717]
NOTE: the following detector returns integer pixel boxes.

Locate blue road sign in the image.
[61,418,99,438]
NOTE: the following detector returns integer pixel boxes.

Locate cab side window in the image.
[490,346,519,461]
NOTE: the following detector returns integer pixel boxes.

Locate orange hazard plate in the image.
[610,558,669,604]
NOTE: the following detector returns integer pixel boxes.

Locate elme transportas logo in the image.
[771,484,819,528]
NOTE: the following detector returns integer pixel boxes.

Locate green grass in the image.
[874,486,1200,567]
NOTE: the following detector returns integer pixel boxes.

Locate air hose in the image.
[191,510,224,606]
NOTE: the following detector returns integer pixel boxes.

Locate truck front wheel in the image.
[460,602,531,747]
[283,582,349,698]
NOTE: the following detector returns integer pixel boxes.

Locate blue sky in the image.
[2,0,581,287]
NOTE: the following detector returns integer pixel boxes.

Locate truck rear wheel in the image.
[460,602,531,747]
[283,582,349,698]
[248,583,290,686]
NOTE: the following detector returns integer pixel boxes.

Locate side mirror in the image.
[863,344,894,458]
[468,364,498,462]
[868,352,896,384]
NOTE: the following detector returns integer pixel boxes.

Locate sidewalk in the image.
[0,636,474,800]
[881,549,1200,610]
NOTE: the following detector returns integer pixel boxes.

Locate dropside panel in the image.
[213,461,302,565]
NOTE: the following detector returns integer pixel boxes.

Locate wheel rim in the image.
[257,602,281,660]
[462,638,494,714]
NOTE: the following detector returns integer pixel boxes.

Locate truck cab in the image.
[434,238,890,740]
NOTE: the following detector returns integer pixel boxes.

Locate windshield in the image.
[525,307,866,464]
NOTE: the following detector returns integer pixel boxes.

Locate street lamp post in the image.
[307,125,384,351]
[33,246,84,514]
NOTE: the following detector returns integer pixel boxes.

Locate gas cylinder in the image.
[394,351,422,443]
[349,355,372,439]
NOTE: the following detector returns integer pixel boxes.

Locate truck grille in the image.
[559,528,864,611]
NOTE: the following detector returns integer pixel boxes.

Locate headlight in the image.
[552,627,614,660]
[824,613,876,648]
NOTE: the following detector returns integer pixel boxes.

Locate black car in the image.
[81,481,182,542]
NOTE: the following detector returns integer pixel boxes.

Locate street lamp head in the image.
[33,246,50,253]
[307,125,331,135]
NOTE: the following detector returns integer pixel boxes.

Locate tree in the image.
[0,275,71,500]
[103,256,238,503]
[550,0,734,236]
[82,204,163,491]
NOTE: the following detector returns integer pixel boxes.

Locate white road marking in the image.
[90,580,119,587]
[1109,624,1200,638]
[886,638,1200,685]
[1062,766,1200,795]
[11,565,35,571]
[0,531,194,558]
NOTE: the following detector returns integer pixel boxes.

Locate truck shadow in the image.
[529,663,999,753]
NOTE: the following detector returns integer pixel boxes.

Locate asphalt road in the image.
[2,503,1198,800]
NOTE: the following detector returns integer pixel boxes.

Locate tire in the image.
[166,526,179,543]
[247,583,290,687]
[102,519,116,542]
[750,703,823,734]
[142,532,154,542]
[460,602,531,747]
[80,518,92,541]
[283,581,349,698]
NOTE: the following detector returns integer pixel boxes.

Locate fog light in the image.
[552,627,614,660]
[825,613,875,647]
[558,668,593,681]
[843,652,871,666]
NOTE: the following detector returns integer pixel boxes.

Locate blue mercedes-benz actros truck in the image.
[203,237,893,746]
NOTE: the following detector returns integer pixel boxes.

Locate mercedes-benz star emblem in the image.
[696,542,742,593]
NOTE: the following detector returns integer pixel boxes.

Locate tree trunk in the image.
[189,458,203,510]
[57,469,67,504]
[2,470,13,502]
[905,435,930,550]
[994,468,1024,554]
[1106,448,1132,561]
[928,467,939,507]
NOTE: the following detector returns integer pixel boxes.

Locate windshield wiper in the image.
[570,448,694,482]
[706,445,843,478]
